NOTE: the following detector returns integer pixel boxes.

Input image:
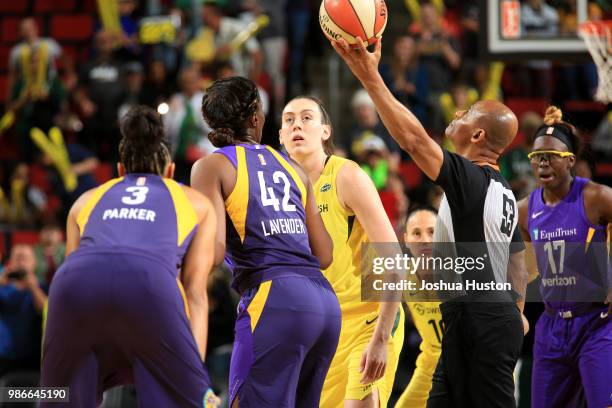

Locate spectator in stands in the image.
[6,18,72,106]
[379,35,429,125]
[40,142,99,221]
[34,223,65,286]
[74,30,125,160]
[0,244,47,378]
[414,2,461,131]
[439,82,478,125]
[351,134,395,191]
[118,61,147,119]
[240,0,287,118]
[0,164,44,228]
[521,0,559,38]
[116,0,141,59]
[163,67,214,183]
[7,19,69,161]
[200,1,263,81]
[286,0,312,98]
[499,111,540,199]
[460,1,480,63]
[518,0,559,98]
[347,89,401,160]
[141,60,175,110]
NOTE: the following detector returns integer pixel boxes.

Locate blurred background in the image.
[0,0,610,406]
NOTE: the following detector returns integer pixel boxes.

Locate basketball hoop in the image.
[579,20,612,103]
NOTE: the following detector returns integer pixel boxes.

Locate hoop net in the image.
[579,20,612,103]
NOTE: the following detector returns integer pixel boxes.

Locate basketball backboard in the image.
[482,0,594,60]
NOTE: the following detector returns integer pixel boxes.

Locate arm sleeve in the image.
[435,150,488,214]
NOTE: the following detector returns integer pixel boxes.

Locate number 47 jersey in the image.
[216,144,322,294]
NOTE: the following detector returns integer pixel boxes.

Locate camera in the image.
[6,269,27,281]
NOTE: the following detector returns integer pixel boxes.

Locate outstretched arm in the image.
[331,38,444,180]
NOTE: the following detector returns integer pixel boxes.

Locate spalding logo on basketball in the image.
[319,0,388,47]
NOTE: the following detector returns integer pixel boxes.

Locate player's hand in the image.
[204,388,221,408]
[521,313,529,335]
[331,36,382,84]
[359,338,387,384]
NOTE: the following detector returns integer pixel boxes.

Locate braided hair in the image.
[119,105,171,175]
[201,76,261,147]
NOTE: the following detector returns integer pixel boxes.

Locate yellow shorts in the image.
[395,351,440,408]
[320,308,405,408]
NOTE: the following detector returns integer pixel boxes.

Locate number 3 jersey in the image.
[215,144,322,294]
[75,174,199,276]
[527,176,610,310]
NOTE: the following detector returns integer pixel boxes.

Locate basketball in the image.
[319,0,388,47]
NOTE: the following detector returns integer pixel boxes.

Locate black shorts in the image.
[427,302,524,408]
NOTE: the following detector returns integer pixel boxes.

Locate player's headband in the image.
[534,125,575,152]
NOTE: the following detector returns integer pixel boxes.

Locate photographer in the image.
[0,244,47,378]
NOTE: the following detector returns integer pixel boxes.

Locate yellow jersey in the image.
[313,155,378,318]
[406,300,442,357]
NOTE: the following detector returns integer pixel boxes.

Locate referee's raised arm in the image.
[331,37,443,180]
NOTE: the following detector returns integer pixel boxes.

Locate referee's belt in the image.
[545,303,606,319]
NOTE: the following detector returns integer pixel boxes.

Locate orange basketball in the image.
[319,0,388,47]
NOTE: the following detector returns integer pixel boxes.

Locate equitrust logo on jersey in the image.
[534,227,578,241]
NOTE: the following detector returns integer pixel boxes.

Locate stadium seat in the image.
[35,0,77,13]
[82,0,97,13]
[50,14,94,42]
[1,17,22,44]
[595,163,612,177]
[0,232,7,259]
[12,230,40,246]
[398,161,423,190]
[0,75,8,101]
[28,164,51,193]
[379,190,398,223]
[0,0,29,13]
[94,162,114,185]
[0,46,10,72]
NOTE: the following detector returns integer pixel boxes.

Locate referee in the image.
[332,38,529,407]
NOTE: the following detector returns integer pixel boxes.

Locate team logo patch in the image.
[136,177,146,186]
[203,388,218,408]
[258,154,267,166]
[320,183,332,192]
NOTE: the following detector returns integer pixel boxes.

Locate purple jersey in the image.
[216,144,321,293]
[528,177,610,310]
[76,174,198,275]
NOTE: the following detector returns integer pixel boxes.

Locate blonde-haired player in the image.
[280,95,403,408]
[395,207,442,408]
